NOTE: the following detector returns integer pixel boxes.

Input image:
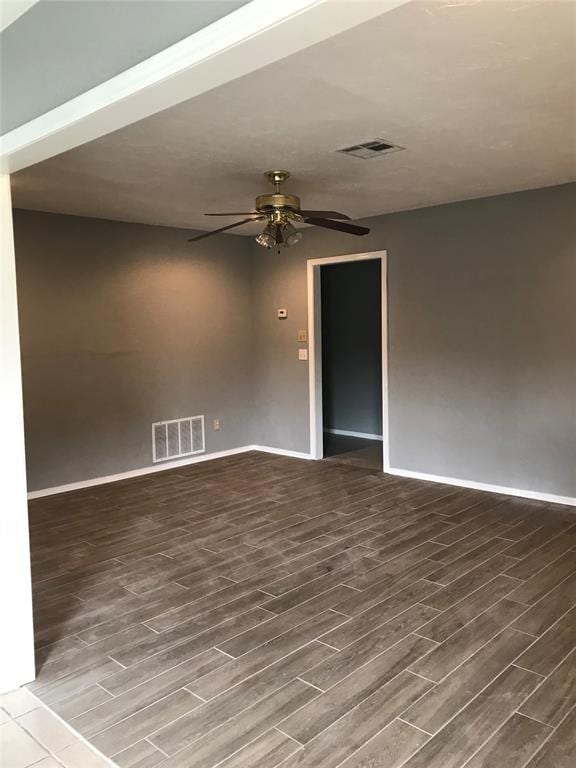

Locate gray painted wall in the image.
[15,183,576,497]
[321,260,382,436]
[1,0,249,133]
[14,210,255,491]
[252,183,576,497]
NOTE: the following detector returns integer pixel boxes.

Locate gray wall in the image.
[252,183,576,497]
[15,183,576,497]
[14,210,255,491]
[1,1,249,133]
[321,260,382,436]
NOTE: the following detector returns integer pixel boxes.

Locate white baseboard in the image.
[386,465,576,508]
[26,446,254,499]
[27,448,575,508]
[251,445,313,460]
[325,429,383,441]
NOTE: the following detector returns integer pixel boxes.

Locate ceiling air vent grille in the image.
[338,138,404,160]
[152,415,205,463]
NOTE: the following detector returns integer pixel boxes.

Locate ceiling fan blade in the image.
[188,217,264,242]
[298,210,351,220]
[204,212,257,216]
[304,218,370,236]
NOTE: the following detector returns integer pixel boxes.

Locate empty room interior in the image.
[1,1,576,767]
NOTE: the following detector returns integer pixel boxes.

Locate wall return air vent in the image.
[152,415,205,462]
[337,138,404,160]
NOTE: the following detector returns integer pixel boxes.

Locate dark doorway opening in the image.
[320,259,383,470]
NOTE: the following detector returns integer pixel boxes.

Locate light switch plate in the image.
[298,349,308,361]
[277,308,287,319]
[297,330,307,342]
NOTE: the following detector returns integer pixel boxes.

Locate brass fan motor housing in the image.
[256,170,301,217]
[188,169,368,245]
[255,193,301,214]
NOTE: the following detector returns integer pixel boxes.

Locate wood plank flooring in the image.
[26,451,576,767]
[323,433,383,470]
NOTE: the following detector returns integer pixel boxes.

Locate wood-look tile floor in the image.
[26,451,576,768]
[323,434,383,471]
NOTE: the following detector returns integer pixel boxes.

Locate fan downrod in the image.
[265,170,290,191]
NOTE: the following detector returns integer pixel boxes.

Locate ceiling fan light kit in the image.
[188,170,370,248]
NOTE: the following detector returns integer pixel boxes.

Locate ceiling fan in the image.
[188,170,370,248]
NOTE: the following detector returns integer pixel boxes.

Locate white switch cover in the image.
[277,308,287,319]
[298,349,308,361]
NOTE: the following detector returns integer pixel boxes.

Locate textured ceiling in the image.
[12,0,576,234]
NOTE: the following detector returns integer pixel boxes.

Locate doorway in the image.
[307,251,389,470]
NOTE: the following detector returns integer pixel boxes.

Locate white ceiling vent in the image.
[337,138,404,160]
[152,415,205,463]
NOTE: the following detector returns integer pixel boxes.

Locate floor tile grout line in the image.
[149,678,316,763]
[334,572,443,624]
[396,715,432,736]
[22,688,117,767]
[29,752,66,768]
[300,623,435,694]
[107,654,127,670]
[296,677,325,693]
[144,735,170,758]
[144,586,278,633]
[275,666,432,753]
[408,669,437,685]
[393,672,512,768]
[274,725,304,746]
[508,556,576,607]
[193,636,336,701]
[98,642,229,698]
[411,630,440,645]
[10,711,70,768]
[414,574,527,642]
[328,607,354,617]
[207,606,347,661]
[455,710,536,768]
[503,531,576,581]
[315,638,340,651]
[424,547,517,588]
[513,710,555,728]
[410,595,540,688]
[214,646,236,659]
[512,640,576,712]
[511,663,546,678]
[511,627,539,639]
[402,643,544,742]
[514,701,576,768]
[511,590,576,639]
[80,684,200,746]
[187,688,207,703]
[101,600,283,674]
[334,716,430,768]
[208,729,293,768]
[91,686,207,761]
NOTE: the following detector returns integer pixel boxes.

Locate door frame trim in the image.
[306,250,389,468]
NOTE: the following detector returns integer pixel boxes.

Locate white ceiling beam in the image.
[0,0,410,173]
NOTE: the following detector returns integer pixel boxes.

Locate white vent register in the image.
[152,415,205,462]
[337,138,404,160]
